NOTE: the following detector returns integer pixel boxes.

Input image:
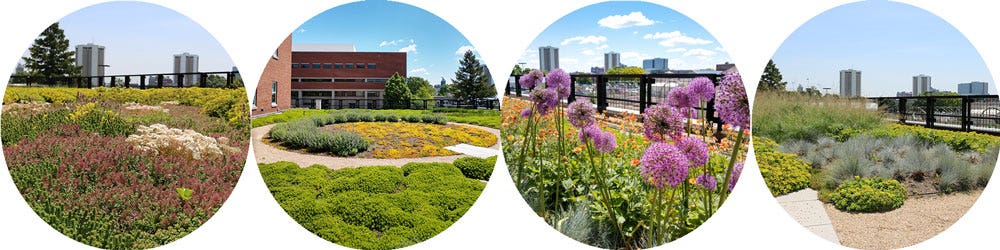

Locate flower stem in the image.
[719,128,745,202]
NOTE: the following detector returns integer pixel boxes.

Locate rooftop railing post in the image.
[200,73,207,88]
[925,97,935,128]
[899,98,907,124]
[110,76,116,87]
[568,75,576,104]
[177,73,184,88]
[596,75,608,113]
[226,72,234,88]
[505,77,511,96]
[87,76,92,88]
[157,74,164,88]
[124,76,130,88]
[514,75,522,97]
[140,75,146,89]
[962,97,971,131]
[639,75,648,113]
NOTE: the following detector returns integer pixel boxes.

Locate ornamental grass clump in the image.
[269,119,370,156]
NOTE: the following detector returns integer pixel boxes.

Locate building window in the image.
[367,91,380,98]
[356,63,365,69]
[292,63,299,69]
[334,63,343,69]
[300,63,309,69]
[272,50,279,60]
[366,78,388,83]
[323,63,332,69]
[271,81,278,107]
[368,63,376,69]
[312,63,321,69]
[345,64,355,69]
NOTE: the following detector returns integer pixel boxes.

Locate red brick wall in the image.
[253,35,292,116]
[291,52,406,80]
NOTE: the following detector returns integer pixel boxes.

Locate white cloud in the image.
[666,48,688,53]
[379,39,406,47]
[643,31,713,47]
[560,35,607,45]
[297,28,307,33]
[582,50,596,56]
[683,48,716,57]
[409,68,429,75]
[598,11,656,29]
[455,45,475,55]
[398,44,417,53]
[714,46,726,52]
[596,44,609,50]
[620,51,651,66]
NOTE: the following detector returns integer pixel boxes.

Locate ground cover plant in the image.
[2,87,249,249]
[265,110,497,158]
[259,156,494,250]
[502,69,749,248]
[753,89,997,212]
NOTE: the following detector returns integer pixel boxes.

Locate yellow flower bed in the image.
[327,122,496,159]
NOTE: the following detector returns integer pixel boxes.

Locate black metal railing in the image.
[871,95,1000,134]
[8,71,241,89]
[293,97,500,110]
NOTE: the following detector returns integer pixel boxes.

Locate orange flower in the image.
[631,158,640,166]
[689,177,696,184]
[506,135,515,141]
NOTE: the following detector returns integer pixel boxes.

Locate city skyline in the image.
[518,1,731,74]
[292,0,480,86]
[19,2,234,75]
[772,1,993,97]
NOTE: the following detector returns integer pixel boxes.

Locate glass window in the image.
[272,50,279,59]
[323,63,332,69]
[300,63,309,69]
[366,91,380,98]
[292,63,299,69]
[334,63,343,69]
[356,63,365,69]
[367,63,376,69]
[271,81,278,105]
[312,63,321,69]
[345,64,355,69]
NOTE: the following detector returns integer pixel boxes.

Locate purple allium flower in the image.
[546,68,571,99]
[729,161,744,191]
[642,103,684,141]
[520,108,533,118]
[676,136,709,167]
[639,142,691,189]
[566,99,596,128]
[578,124,602,144]
[715,70,749,129]
[531,88,558,115]
[594,131,617,153]
[687,77,715,103]
[696,174,717,191]
[667,86,696,109]
[520,69,544,89]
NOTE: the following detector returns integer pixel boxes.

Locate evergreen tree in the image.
[383,73,411,108]
[451,50,493,102]
[23,23,80,82]
[759,59,787,91]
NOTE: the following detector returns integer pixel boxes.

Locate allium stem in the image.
[586,142,627,247]
[719,129,745,202]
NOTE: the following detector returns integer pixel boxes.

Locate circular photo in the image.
[753,1,996,249]
[2,2,249,249]
[500,1,749,248]
[249,1,500,249]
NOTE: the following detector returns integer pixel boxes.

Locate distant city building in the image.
[958,81,989,95]
[590,66,605,74]
[896,91,913,97]
[173,52,199,85]
[232,66,240,78]
[716,62,736,72]
[15,61,24,74]
[604,52,621,71]
[912,74,931,96]
[642,58,668,74]
[538,46,559,72]
[75,43,106,77]
[839,69,862,97]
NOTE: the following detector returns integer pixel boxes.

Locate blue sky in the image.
[20,1,234,75]
[518,1,731,73]
[772,0,994,96]
[293,0,479,86]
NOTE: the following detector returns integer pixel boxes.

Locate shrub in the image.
[453,156,496,181]
[269,119,370,156]
[829,177,907,212]
[374,112,399,122]
[420,114,447,124]
[755,137,812,196]
[401,114,421,123]
[867,123,1000,153]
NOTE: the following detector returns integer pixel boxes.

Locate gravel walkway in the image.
[251,122,500,169]
[824,190,983,250]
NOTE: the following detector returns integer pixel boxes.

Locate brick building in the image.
[252,35,292,116]
[290,44,406,109]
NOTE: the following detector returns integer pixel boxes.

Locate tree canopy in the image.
[451,50,495,101]
[23,22,80,80]
[384,73,411,108]
[406,76,435,99]
[758,59,787,91]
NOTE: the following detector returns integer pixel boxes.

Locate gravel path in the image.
[251,122,500,169]
[824,190,982,250]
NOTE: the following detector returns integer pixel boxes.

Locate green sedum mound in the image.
[829,177,907,213]
[755,137,812,196]
[452,156,497,181]
[260,160,485,250]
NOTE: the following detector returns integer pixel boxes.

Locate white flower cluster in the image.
[160,101,180,106]
[2,101,51,113]
[123,102,169,113]
[126,124,239,159]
